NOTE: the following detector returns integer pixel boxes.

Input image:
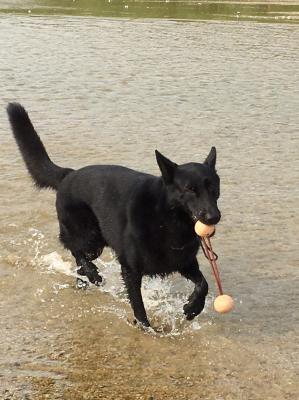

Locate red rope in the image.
[201,237,223,295]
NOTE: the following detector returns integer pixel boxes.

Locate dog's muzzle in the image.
[193,209,221,226]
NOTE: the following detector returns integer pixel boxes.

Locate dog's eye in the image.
[185,185,196,194]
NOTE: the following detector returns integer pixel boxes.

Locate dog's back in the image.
[57,164,159,252]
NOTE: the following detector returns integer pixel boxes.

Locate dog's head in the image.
[156,147,221,226]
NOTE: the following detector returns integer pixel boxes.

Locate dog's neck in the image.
[155,178,194,227]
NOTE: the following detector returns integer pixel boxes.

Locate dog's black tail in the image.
[7,103,73,190]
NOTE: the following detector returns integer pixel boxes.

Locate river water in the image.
[0,1,299,399]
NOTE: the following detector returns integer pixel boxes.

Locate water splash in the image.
[19,229,213,335]
[27,228,45,263]
[40,250,212,335]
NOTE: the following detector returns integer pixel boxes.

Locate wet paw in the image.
[89,272,103,286]
[133,319,156,334]
[183,298,205,320]
[133,318,150,328]
[77,264,103,287]
[76,278,89,290]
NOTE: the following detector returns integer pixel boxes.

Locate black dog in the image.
[7,103,221,328]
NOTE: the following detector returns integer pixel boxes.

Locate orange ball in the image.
[194,221,215,237]
[214,294,234,313]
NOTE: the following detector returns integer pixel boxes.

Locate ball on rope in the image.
[194,221,234,314]
[194,220,215,237]
[214,294,234,313]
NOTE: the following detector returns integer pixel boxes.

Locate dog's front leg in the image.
[121,264,150,328]
[180,259,208,320]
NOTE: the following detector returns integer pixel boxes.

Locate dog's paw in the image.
[133,319,157,335]
[183,298,205,321]
[77,265,104,287]
[76,278,89,290]
[89,273,104,287]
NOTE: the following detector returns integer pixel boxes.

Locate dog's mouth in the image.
[192,215,199,223]
[191,212,221,226]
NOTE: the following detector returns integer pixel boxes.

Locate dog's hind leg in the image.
[56,197,105,287]
[73,251,103,287]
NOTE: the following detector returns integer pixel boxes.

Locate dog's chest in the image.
[141,220,200,274]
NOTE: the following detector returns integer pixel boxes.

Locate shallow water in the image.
[0,3,299,400]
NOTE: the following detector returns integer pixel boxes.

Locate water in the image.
[0,2,299,399]
[1,0,299,23]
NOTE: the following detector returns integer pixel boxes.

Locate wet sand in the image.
[1,264,298,400]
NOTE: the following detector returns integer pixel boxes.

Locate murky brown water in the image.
[1,4,299,400]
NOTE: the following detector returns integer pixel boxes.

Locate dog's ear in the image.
[155,150,177,184]
[204,146,216,169]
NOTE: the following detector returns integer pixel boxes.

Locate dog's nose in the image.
[205,210,221,225]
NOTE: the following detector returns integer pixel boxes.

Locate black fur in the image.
[7,103,73,189]
[7,103,221,328]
